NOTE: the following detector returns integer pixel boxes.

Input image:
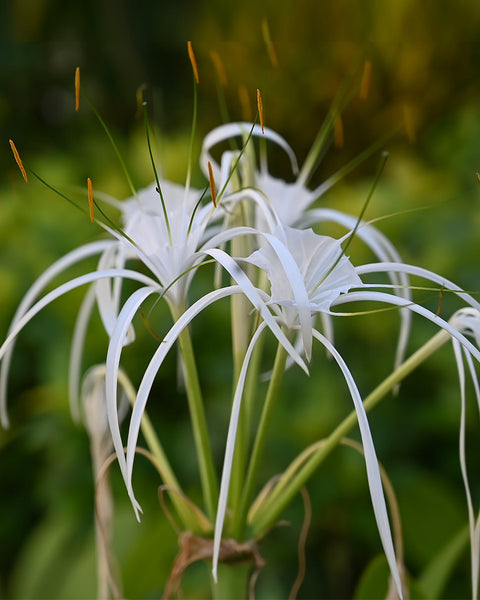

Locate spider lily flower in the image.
[0,176,218,427]
[211,224,480,598]
[201,122,412,371]
[111,179,215,310]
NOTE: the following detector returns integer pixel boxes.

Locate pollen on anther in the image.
[257,89,264,134]
[207,161,217,208]
[9,139,28,182]
[187,41,200,84]
[87,177,94,222]
[75,67,80,111]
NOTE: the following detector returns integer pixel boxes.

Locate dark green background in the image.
[1,1,480,597]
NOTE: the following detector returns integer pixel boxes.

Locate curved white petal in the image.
[0,268,158,426]
[313,328,403,599]
[302,208,413,371]
[332,291,480,364]
[200,122,299,184]
[0,241,115,427]
[452,341,479,600]
[69,285,98,422]
[212,322,268,582]
[105,285,160,520]
[356,263,480,311]
[203,248,308,373]
[95,243,135,343]
[124,285,248,514]
[258,232,313,360]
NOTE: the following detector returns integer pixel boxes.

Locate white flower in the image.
[211,224,480,599]
[117,180,214,308]
[244,225,362,359]
[201,122,412,372]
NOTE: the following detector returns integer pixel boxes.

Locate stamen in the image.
[334,114,344,148]
[261,19,279,67]
[87,177,94,222]
[187,41,200,84]
[239,85,252,121]
[208,161,217,207]
[210,51,228,88]
[75,67,80,111]
[359,60,372,100]
[9,139,28,182]
[257,89,264,134]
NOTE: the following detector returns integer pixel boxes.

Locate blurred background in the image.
[1,0,480,598]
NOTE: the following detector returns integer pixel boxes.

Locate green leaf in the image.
[417,524,469,599]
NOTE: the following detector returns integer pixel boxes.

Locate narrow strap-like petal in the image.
[313,328,403,599]
[212,322,268,582]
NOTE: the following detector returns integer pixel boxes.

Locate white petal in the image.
[0,241,114,427]
[124,286,251,514]
[312,329,403,599]
[332,291,480,364]
[105,285,159,520]
[212,322,268,582]
[200,122,299,183]
[1,266,152,427]
[69,285,98,422]
[203,248,308,373]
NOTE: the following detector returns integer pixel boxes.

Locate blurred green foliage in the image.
[1,0,480,598]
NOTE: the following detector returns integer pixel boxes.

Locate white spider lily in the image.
[211,225,480,598]
[106,259,309,521]
[201,122,412,372]
[115,180,215,308]
[0,177,218,427]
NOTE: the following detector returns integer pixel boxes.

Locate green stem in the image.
[172,306,219,521]
[232,342,288,538]
[250,330,450,536]
[210,561,252,600]
[117,369,206,532]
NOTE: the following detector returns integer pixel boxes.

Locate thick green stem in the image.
[210,561,252,600]
[171,305,218,521]
[250,330,450,536]
[232,343,288,538]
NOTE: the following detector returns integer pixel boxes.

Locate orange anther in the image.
[210,51,228,87]
[87,177,94,221]
[261,19,279,68]
[187,41,199,84]
[360,60,372,100]
[75,67,80,111]
[257,89,264,134]
[207,161,217,208]
[239,85,252,121]
[9,139,28,182]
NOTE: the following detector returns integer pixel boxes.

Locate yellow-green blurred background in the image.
[1,0,480,598]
